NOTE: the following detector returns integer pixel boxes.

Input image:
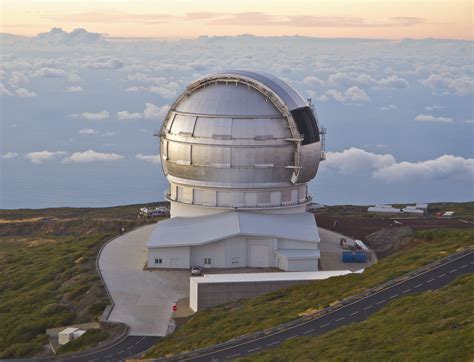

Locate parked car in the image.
[191,266,202,276]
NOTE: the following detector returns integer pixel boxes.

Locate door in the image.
[249,245,270,267]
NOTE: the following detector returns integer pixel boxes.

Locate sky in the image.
[0,1,473,208]
[0,28,473,208]
[1,0,472,40]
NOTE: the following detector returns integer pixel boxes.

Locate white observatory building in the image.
[147,70,325,272]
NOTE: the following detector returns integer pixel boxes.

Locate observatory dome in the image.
[159,70,323,211]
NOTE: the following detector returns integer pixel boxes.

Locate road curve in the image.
[60,335,160,362]
[178,252,474,361]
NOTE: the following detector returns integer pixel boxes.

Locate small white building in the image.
[147,211,320,271]
[58,328,85,345]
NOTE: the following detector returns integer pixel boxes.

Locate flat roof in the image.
[147,211,319,248]
[190,270,352,284]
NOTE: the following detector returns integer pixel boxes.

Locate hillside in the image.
[144,227,474,358]
[243,273,474,362]
[0,203,163,358]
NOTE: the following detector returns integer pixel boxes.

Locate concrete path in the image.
[98,224,189,336]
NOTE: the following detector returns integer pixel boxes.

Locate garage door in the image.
[249,245,270,267]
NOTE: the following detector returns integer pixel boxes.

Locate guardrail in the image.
[155,246,474,361]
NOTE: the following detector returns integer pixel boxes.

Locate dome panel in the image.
[176,82,281,116]
[160,71,322,209]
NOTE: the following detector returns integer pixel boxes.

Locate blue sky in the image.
[1,29,473,208]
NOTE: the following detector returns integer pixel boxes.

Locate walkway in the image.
[98,224,189,336]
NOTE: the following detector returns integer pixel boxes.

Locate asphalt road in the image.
[183,251,474,361]
[61,336,160,362]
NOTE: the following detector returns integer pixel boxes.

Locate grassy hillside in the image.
[243,274,474,362]
[145,228,474,358]
[0,203,161,358]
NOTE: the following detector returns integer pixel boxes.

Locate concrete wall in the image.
[190,279,312,311]
[318,227,351,244]
[148,246,190,268]
[287,258,318,271]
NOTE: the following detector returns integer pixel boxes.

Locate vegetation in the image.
[57,329,109,354]
[145,228,474,358]
[429,201,474,219]
[243,274,474,362]
[0,203,161,358]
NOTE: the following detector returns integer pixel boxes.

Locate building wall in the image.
[170,200,308,218]
[147,246,190,268]
[287,258,319,271]
[190,240,227,268]
[278,238,319,250]
[190,279,313,311]
[148,237,319,270]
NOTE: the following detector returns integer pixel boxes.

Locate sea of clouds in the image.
[1,28,473,208]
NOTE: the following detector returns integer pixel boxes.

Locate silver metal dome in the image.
[159,71,323,210]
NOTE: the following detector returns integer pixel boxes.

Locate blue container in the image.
[354,252,367,263]
[342,251,354,263]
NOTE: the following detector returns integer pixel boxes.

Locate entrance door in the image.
[249,245,270,267]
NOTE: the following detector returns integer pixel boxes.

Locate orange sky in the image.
[1,0,472,40]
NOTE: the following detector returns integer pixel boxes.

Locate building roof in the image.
[147,211,319,248]
[190,270,352,284]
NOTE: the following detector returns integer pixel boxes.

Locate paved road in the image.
[99,224,189,336]
[61,336,160,362]
[182,252,474,361]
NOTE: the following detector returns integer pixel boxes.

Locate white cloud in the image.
[376,75,409,88]
[420,73,473,96]
[116,111,142,120]
[302,76,324,88]
[72,110,110,120]
[374,155,474,182]
[326,86,370,103]
[465,119,474,124]
[322,148,474,183]
[78,128,99,135]
[143,102,169,120]
[380,104,398,111]
[66,85,83,92]
[0,83,13,96]
[1,83,36,97]
[63,149,124,163]
[102,131,117,137]
[15,88,37,97]
[136,154,161,164]
[34,67,68,78]
[326,72,408,89]
[323,148,396,174]
[83,57,124,70]
[34,27,104,46]
[414,114,453,123]
[448,77,474,96]
[9,71,29,85]
[2,152,18,159]
[345,86,370,102]
[126,83,180,99]
[24,150,66,164]
[326,89,345,102]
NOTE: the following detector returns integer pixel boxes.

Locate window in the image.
[204,258,212,265]
[155,258,162,264]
